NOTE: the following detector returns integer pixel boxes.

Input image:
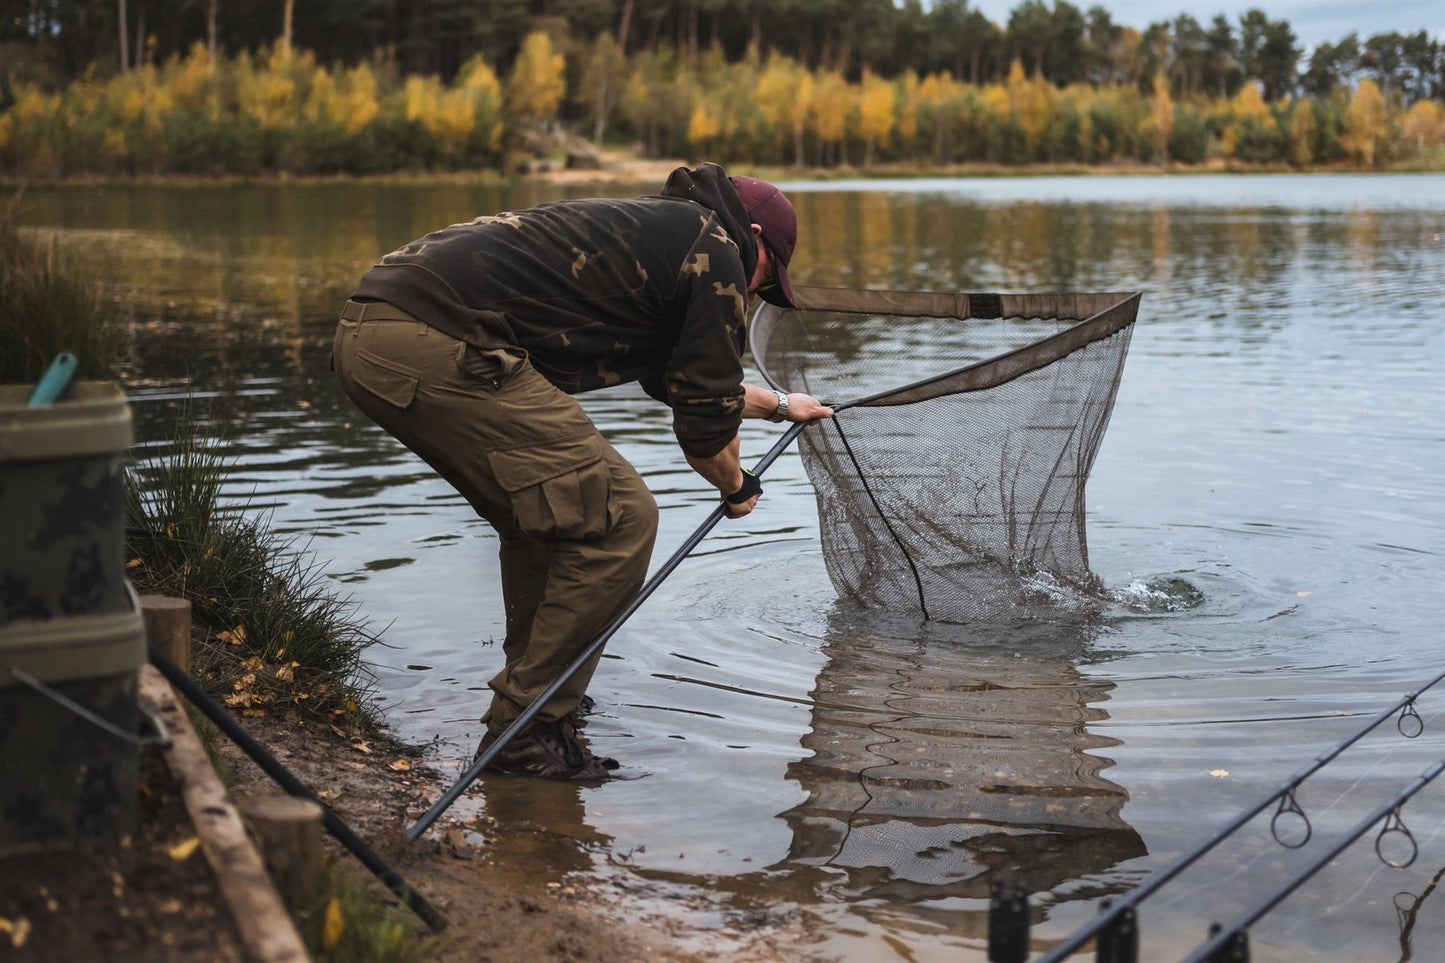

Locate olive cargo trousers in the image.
[333,302,659,732]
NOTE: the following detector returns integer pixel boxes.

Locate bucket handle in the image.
[9,668,171,749]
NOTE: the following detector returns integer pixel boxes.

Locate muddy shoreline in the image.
[213,711,792,962]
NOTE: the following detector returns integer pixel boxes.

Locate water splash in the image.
[1112,575,1207,613]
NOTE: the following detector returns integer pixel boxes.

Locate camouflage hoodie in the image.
[353,163,760,458]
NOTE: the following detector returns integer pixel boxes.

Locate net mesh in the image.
[751,288,1140,622]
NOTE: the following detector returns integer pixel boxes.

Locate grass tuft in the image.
[125,398,380,727]
[296,859,434,963]
[0,190,117,382]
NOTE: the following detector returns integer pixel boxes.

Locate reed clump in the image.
[0,193,117,382]
[125,400,380,727]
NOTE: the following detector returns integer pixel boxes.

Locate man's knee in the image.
[613,483,659,555]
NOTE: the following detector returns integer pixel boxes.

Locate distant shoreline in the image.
[5,156,1443,190]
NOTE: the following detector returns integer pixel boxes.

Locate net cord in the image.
[828,416,931,620]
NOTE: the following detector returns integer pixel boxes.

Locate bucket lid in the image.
[0,381,134,462]
[0,584,144,687]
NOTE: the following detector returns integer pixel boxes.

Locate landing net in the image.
[750,288,1141,622]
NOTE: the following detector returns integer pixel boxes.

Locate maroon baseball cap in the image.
[730,175,798,309]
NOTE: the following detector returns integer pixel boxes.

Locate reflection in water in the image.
[472,775,610,880]
[776,609,1143,931]
[1395,863,1445,963]
[13,175,1445,960]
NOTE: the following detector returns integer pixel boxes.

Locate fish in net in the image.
[749,288,1141,622]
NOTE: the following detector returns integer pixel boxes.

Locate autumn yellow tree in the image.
[1006,59,1053,159]
[505,30,566,127]
[1146,72,1173,161]
[1398,99,1444,159]
[458,55,505,156]
[1340,78,1387,168]
[1217,80,1273,159]
[754,55,813,166]
[686,102,721,152]
[857,70,895,166]
[809,70,850,166]
[403,75,476,161]
[915,72,949,162]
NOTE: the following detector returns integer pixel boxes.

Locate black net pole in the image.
[406,419,811,841]
[1037,666,1445,963]
[1183,755,1445,963]
[147,645,450,932]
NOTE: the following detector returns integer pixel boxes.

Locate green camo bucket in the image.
[0,382,133,622]
[0,585,146,854]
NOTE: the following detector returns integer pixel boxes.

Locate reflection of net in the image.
[752,288,1140,621]
[779,625,1144,901]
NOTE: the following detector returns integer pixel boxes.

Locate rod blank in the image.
[149,645,449,932]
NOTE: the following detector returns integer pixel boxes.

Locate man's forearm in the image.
[685,434,744,494]
[742,382,784,419]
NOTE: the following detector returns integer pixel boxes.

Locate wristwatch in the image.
[768,389,790,423]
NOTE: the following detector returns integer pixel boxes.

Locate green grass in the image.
[0,190,117,382]
[296,859,435,963]
[125,399,380,727]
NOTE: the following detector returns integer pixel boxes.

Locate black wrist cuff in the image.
[724,469,762,505]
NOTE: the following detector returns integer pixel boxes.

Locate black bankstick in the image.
[406,419,812,841]
[148,645,449,932]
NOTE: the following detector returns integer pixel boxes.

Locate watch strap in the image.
[768,389,789,423]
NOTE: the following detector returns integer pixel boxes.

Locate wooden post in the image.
[240,796,324,911]
[140,594,191,676]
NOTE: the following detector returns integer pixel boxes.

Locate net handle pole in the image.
[406,419,811,841]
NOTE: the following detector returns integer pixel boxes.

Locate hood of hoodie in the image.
[659,163,758,282]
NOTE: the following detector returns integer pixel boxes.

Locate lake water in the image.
[16,173,1445,960]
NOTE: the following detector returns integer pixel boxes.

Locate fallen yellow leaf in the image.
[322,897,345,950]
[389,758,411,772]
[4,916,31,948]
[126,558,143,569]
[169,836,202,861]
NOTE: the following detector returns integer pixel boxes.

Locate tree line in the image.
[1,2,1441,176]
[8,0,1444,101]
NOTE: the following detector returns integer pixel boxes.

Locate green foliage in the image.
[296,859,433,963]
[0,21,1440,175]
[1169,104,1211,163]
[0,194,117,383]
[125,400,379,727]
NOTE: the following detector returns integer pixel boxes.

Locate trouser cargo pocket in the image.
[488,434,616,541]
[352,348,421,409]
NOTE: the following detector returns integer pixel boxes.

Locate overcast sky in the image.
[964,1,1444,51]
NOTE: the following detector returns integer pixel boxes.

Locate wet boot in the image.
[474,720,618,781]
[564,694,597,728]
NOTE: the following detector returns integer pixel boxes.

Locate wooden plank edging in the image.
[138,664,311,963]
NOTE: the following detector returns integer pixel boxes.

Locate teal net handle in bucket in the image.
[27,352,79,407]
